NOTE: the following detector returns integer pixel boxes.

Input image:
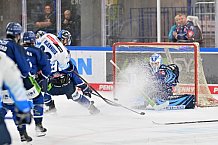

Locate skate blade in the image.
[21,141,33,145]
[44,108,57,114]
[36,132,46,137]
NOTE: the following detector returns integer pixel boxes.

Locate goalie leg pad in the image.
[155,94,195,109]
[168,94,195,109]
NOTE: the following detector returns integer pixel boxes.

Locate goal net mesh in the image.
[112,42,218,107]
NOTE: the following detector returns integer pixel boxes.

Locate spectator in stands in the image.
[62,9,81,46]
[35,3,56,34]
[174,14,190,42]
[168,14,182,42]
[174,14,202,44]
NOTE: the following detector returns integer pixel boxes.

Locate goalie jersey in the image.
[153,63,179,98]
[153,64,195,109]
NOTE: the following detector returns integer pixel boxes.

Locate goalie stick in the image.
[152,119,218,125]
[110,59,169,110]
[72,70,145,116]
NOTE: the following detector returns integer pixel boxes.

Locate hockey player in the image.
[1,31,51,142]
[37,32,100,115]
[149,53,195,109]
[149,53,179,99]
[0,52,32,145]
[0,22,33,142]
[21,31,51,136]
[0,22,30,77]
[35,30,47,47]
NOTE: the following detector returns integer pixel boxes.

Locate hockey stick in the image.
[90,91,145,115]
[152,119,218,125]
[110,59,169,110]
[72,70,145,115]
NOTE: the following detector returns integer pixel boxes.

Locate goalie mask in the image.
[149,53,162,73]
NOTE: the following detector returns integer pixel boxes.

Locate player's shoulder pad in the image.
[167,64,179,71]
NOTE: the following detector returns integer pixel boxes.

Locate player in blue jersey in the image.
[0,22,31,77]
[0,22,34,143]
[22,31,51,136]
[0,52,32,145]
[1,31,51,142]
[36,31,100,115]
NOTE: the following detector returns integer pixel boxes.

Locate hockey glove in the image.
[78,83,92,98]
[15,108,32,125]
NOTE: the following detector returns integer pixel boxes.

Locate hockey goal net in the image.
[112,42,218,107]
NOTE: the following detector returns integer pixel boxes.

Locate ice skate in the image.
[88,101,100,115]
[35,123,47,137]
[19,130,32,143]
[44,100,57,113]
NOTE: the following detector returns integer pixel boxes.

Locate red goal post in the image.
[112,42,218,107]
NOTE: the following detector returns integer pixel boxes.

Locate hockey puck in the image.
[140,112,145,115]
[114,98,119,101]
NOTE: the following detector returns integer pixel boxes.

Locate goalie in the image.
[148,53,195,109]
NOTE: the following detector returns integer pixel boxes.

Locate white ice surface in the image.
[6,92,218,145]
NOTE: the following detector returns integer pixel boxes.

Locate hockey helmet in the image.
[149,53,162,73]
[57,30,72,46]
[22,31,36,44]
[6,22,22,36]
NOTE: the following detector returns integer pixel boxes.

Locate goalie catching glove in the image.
[77,83,92,98]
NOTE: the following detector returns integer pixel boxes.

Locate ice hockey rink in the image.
[6,92,218,145]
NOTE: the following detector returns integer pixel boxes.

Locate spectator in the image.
[174,14,202,44]
[168,14,182,42]
[62,9,81,45]
[35,4,56,34]
[173,14,192,42]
